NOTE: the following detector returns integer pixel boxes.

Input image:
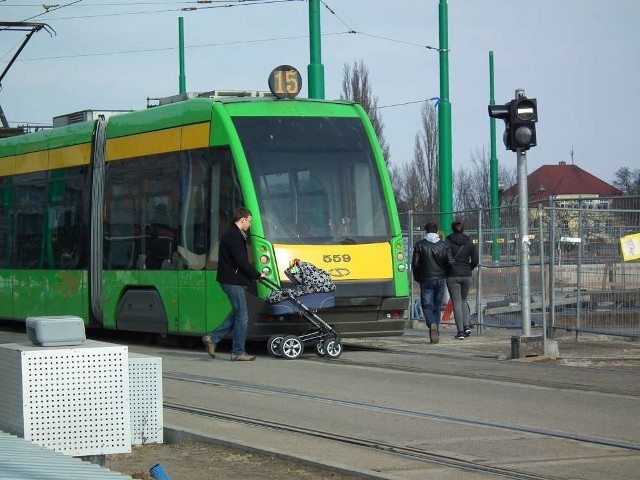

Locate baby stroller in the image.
[262,259,342,360]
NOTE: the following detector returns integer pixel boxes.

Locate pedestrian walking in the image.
[411,222,454,344]
[445,220,479,340]
[202,207,264,361]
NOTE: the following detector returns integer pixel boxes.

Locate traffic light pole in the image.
[515,89,532,336]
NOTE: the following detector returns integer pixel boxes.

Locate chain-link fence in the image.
[402,195,640,338]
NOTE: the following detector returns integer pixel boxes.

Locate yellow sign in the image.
[273,243,393,281]
[620,233,640,261]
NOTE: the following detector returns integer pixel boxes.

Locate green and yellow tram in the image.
[0,88,408,340]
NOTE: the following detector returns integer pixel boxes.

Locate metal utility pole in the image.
[516,90,532,336]
[489,88,538,337]
[489,52,501,263]
[307,0,325,99]
[438,0,453,235]
[178,17,186,94]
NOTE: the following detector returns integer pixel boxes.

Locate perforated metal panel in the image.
[0,341,131,457]
[128,353,163,444]
[0,431,134,479]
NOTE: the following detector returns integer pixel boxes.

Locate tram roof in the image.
[0,97,362,158]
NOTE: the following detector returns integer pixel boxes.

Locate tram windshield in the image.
[232,116,391,245]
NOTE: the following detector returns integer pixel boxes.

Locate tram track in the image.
[328,355,640,398]
[337,343,640,398]
[163,371,640,454]
[164,400,560,480]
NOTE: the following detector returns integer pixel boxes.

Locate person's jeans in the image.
[208,283,249,355]
[446,276,473,333]
[420,278,446,328]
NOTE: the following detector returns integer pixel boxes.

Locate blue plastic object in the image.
[149,463,171,480]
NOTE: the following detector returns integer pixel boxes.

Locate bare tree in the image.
[341,60,390,164]
[390,102,439,218]
[454,147,516,212]
[613,167,640,195]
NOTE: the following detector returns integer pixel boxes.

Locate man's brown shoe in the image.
[202,335,216,358]
[230,353,256,362]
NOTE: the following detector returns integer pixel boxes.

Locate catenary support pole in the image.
[438,0,453,235]
[489,51,500,262]
[178,17,186,94]
[307,0,325,99]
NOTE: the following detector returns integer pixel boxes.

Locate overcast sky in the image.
[1,0,638,185]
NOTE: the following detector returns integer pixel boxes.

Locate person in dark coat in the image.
[202,207,264,361]
[445,220,479,339]
[411,222,454,344]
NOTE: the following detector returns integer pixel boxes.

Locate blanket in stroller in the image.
[266,259,335,304]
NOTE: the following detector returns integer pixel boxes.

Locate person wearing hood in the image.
[445,220,479,340]
[411,222,454,344]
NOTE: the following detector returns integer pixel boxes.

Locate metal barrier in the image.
[402,195,640,338]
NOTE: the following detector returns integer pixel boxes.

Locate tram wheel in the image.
[267,335,284,357]
[281,335,304,360]
[324,338,342,359]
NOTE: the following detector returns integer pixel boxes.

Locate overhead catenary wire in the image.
[24,0,302,20]
[320,0,445,52]
[378,98,440,110]
[4,31,351,62]
[3,0,440,124]
[14,0,83,23]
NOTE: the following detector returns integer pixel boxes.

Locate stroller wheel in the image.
[281,335,304,359]
[324,338,343,359]
[314,340,325,357]
[267,335,284,357]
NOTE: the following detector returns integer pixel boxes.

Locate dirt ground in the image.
[106,440,360,480]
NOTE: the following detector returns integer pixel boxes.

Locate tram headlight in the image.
[397,264,406,272]
[261,266,271,275]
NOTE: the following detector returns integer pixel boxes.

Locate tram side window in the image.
[49,167,88,269]
[210,148,243,268]
[14,172,47,269]
[104,161,143,270]
[176,147,238,270]
[177,149,209,270]
[0,182,12,268]
[140,154,179,270]
[103,147,237,271]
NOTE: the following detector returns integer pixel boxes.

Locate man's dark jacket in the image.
[216,223,261,286]
[411,237,453,282]
[445,232,479,277]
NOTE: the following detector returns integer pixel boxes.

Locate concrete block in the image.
[544,340,560,359]
[511,335,544,359]
[511,335,560,360]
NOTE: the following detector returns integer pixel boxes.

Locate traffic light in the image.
[488,102,513,151]
[488,97,538,152]
[509,97,537,151]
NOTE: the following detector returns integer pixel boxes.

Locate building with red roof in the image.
[503,161,623,205]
